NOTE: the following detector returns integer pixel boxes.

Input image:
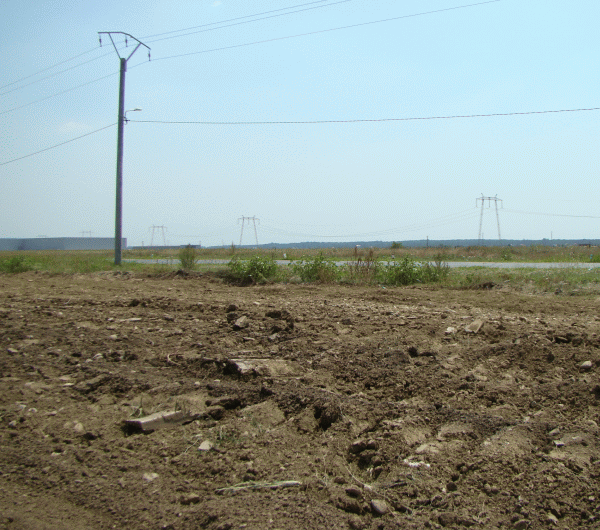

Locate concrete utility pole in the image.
[238,216,260,248]
[476,194,503,242]
[98,31,150,265]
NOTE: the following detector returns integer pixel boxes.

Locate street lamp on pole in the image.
[124,108,142,123]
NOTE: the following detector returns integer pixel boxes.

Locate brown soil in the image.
[1,271,600,530]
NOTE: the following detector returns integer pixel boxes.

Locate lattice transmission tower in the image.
[238,216,260,248]
[150,225,167,246]
[476,194,503,242]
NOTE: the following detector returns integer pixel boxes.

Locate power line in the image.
[0,71,118,116]
[503,209,600,220]
[129,107,600,126]
[259,209,480,239]
[3,1,502,114]
[141,0,345,39]
[4,105,596,167]
[0,46,102,91]
[149,0,502,64]
[146,0,352,44]
[0,52,114,97]
[2,2,344,97]
[0,123,116,166]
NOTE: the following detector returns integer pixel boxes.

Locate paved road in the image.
[124,259,600,269]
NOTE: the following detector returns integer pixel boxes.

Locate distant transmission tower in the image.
[476,194,503,242]
[238,216,260,248]
[150,225,167,246]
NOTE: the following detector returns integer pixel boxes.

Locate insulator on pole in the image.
[99,36,102,46]
[148,51,151,61]
[125,37,128,47]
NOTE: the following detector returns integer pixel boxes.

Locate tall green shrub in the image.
[292,253,339,283]
[227,255,278,284]
[178,245,197,270]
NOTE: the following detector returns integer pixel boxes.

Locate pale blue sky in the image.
[1,1,599,246]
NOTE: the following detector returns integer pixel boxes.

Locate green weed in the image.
[0,256,34,273]
[292,253,339,283]
[227,255,279,284]
[178,245,198,271]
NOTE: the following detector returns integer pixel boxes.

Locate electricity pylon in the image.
[98,31,150,265]
[238,216,260,248]
[150,225,167,246]
[476,194,503,242]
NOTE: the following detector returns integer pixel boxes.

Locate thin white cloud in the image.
[212,1,222,6]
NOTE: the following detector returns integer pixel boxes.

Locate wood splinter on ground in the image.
[215,480,302,494]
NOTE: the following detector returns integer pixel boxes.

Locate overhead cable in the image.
[0,52,114,97]
[146,0,352,44]
[129,107,600,125]
[0,72,117,116]
[0,123,117,166]
[142,0,343,39]
[149,0,502,63]
[0,46,102,91]
[259,210,480,239]
[503,209,600,220]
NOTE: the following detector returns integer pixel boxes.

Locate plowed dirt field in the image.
[1,271,599,529]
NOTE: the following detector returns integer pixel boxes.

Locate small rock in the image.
[349,440,368,454]
[233,316,249,330]
[513,520,530,530]
[180,494,201,505]
[207,406,225,420]
[580,361,593,372]
[446,481,458,492]
[73,422,85,434]
[198,440,214,452]
[445,327,456,335]
[548,427,560,437]
[7,348,19,354]
[546,513,558,525]
[345,487,362,498]
[226,304,238,312]
[465,319,484,333]
[334,496,362,514]
[370,499,389,516]
[142,472,159,482]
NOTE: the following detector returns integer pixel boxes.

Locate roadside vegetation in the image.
[2,245,600,295]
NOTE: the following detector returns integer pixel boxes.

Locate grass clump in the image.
[226,255,279,284]
[292,253,339,283]
[0,255,34,273]
[377,255,449,286]
[178,245,198,271]
[342,247,380,284]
